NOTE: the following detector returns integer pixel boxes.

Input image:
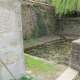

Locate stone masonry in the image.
[21,1,56,36]
[0,0,24,80]
[71,39,80,72]
[58,18,80,36]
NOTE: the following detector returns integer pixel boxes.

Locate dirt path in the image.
[64,35,80,40]
[24,35,60,49]
[24,35,80,49]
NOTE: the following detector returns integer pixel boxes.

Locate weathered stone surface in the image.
[21,1,56,36]
[0,9,13,33]
[0,0,24,80]
[72,39,80,50]
[58,18,80,36]
[0,0,13,10]
[56,67,78,80]
[0,32,23,52]
[1,59,24,80]
[0,51,16,65]
[71,39,80,72]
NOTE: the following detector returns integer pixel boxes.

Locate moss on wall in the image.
[21,1,56,38]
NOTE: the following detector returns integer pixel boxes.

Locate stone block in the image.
[59,18,80,36]
[71,50,80,62]
[0,0,24,79]
[72,39,80,50]
[1,59,25,80]
[0,0,13,10]
[71,39,80,72]
[0,62,4,68]
[15,46,24,61]
[0,51,16,65]
[0,9,13,33]
[56,67,78,80]
[13,0,22,32]
[0,32,23,52]
[0,0,22,33]
[71,62,80,72]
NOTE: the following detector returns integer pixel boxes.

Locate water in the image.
[25,39,72,65]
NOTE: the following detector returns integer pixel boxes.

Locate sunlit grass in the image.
[24,54,60,73]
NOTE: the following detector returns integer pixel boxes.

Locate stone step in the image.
[56,67,78,80]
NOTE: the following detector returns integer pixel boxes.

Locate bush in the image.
[23,34,29,40]
[18,74,34,80]
[10,74,34,80]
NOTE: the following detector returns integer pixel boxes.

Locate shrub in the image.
[10,74,34,80]
[23,34,29,40]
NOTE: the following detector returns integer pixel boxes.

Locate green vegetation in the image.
[50,0,80,16]
[18,74,34,80]
[23,34,29,40]
[25,39,72,60]
[23,11,47,40]
[35,12,47,37]
[36,0,80,16]
[10,74,34,80]
[24,54,60,73]
[30,26,37,38]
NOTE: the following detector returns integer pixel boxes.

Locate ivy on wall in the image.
[35,11,47,37]
[30,9,47,38]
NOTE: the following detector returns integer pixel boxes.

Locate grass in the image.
[24,54,60,74]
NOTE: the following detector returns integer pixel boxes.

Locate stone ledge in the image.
[56,67,78,80]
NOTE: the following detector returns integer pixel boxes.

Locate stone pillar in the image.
[0,0,25,80]
[71,39,80,72]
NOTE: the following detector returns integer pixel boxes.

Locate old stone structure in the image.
[57,18,80,36]
[0,0,24,80]
[21,1,80,37]
[21,1,56,37]
[71,39,80,72]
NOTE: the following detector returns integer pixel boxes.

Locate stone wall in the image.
[0,0,24,80]
[57,18,80,36]
[71,39,80,72]
[21,1,56,37]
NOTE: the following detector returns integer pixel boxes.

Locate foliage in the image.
[30,26,37,38]
[36,0,80,16]
[24,11,47,39]
[50,0,80,16]
[18,74,34,80]
[10,74,34,80]
[23,34,29,40]
[35,12,47,37]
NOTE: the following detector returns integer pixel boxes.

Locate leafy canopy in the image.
[37,0,80,16]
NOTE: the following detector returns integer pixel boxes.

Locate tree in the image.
[47,0,80,16]
[36,0,80,16]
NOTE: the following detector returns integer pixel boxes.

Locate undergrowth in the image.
[10,74,34,80]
